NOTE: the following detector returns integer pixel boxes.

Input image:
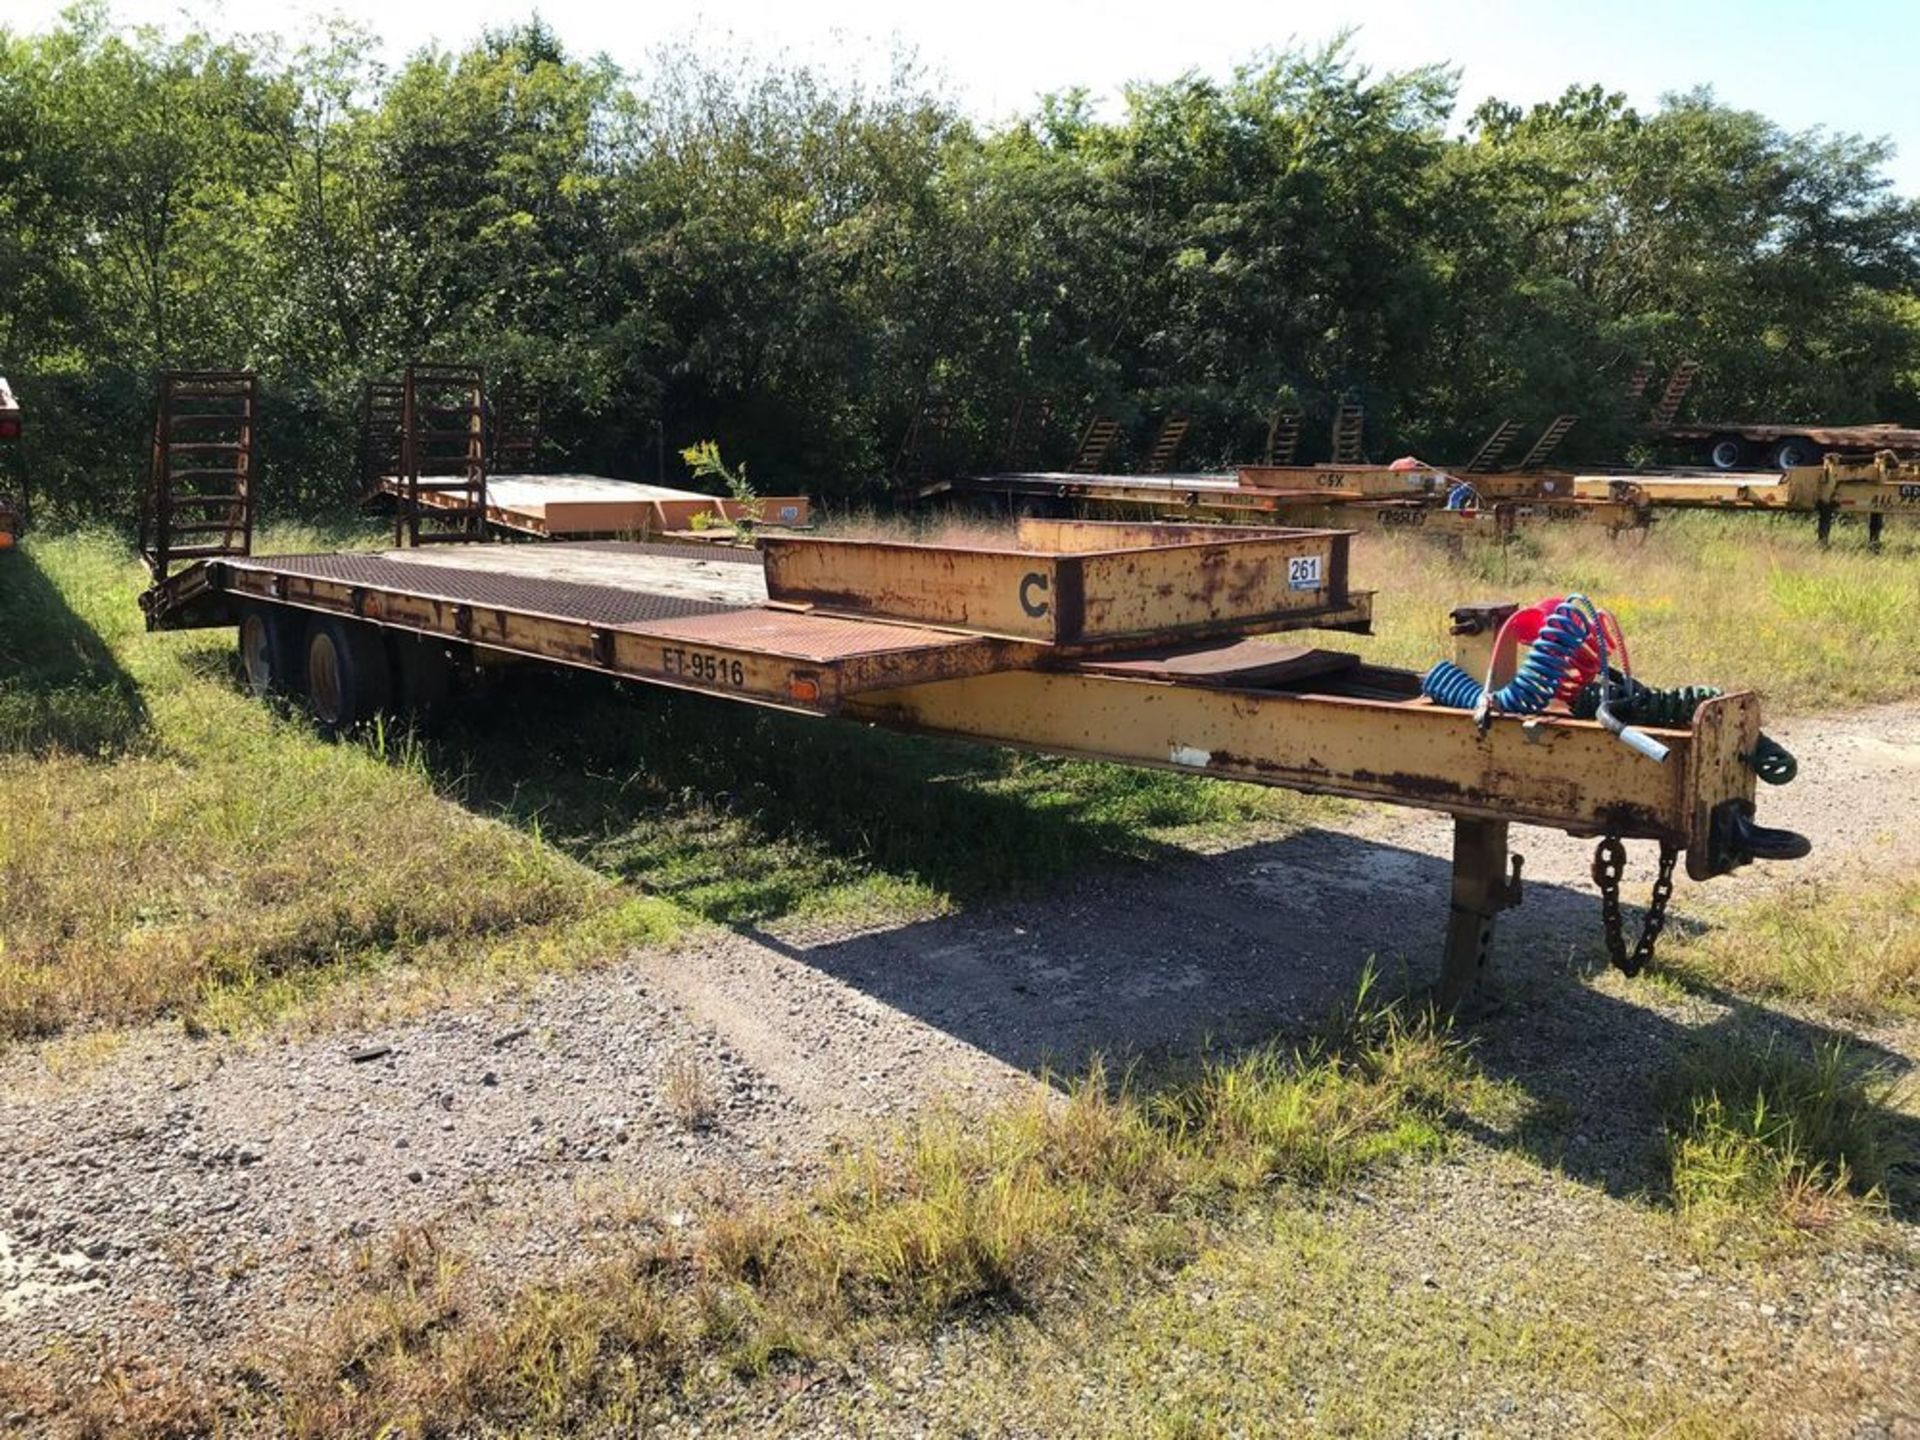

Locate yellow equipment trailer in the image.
[1569,453,1920,545]
[923,463,1649,537]
[141,480,1810,1008]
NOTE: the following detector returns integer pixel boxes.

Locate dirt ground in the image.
[3,702,1917,1421]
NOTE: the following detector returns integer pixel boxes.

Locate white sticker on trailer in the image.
[1288,555,1323,591]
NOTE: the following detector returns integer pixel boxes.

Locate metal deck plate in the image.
[230,550,750,629]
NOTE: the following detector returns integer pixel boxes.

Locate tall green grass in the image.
[1656,875,1920,1020]
[1659,1030,1907,1246]
[1356,510,1920,711]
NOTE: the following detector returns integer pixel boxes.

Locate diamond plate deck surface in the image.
[232,551,748,628]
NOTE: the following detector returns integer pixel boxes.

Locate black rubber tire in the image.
[1770,438,1821,471]
[237,605,304,698]
[304,618,392,732]
[391,633,455,717]
[1708,436,1746,470]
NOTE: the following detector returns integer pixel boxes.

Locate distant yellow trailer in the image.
[923,464,1648,535]
[1569,453,1920,544]
[371,471,813,540]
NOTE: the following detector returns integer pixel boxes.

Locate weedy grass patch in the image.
[1355,509,1920,713]
[47,985,1505,1437]
[0,529,670,1042]
[1658,1028,1909,1248]
[1655,873,1920,1020]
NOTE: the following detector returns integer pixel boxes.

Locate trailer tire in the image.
[305,618,391,732]
[238,605,303,698]
[1770,438,1820,470]
[1708,436,1746,470]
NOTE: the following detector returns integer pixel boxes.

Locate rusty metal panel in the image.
[761,535,1062,639]
[1072,641,1359,687]
[1072,533,1350,642]
[761,527,1354,645]
[1237,464,1443,497]
[644,608,990,661]
[1009,517,1322,549]
[1684,693,1762,881]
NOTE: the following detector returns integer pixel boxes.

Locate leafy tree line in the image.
[3,4,1917,522]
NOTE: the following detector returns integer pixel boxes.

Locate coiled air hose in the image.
[1571,673,1798,785]
[1421,595,1666,761]
[1422,599,1798,781]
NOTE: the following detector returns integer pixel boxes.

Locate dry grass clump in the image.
[1656,873,1920,1020]
[663,1046,721,1131]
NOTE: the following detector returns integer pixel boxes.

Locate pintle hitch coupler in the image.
[1710,800,1814,869]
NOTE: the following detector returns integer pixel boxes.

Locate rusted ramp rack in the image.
[371,471,813,540]
[141,518,1806,1007]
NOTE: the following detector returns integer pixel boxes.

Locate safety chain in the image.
[1591,836,1680,976]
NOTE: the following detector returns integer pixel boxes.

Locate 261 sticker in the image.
[1288,555,1323,591]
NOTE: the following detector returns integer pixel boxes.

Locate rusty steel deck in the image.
[373,471,812,538]
[145,521,1374,711]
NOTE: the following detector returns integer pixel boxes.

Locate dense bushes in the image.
[2,9,1916,521]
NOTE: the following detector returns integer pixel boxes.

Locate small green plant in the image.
[681,439,763,536]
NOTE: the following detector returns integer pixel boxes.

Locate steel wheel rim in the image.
[241,615,272,696]
[1710,441,1741,469]
[308,633,344,726]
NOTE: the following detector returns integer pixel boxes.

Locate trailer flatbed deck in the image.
[372,471,812,538]
[140,515,1810,1006]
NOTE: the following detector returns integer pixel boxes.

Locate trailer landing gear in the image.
[1437,817,1522,1012]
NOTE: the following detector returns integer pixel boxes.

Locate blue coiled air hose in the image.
[1422,596,1671,762]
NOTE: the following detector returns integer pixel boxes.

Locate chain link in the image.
[1591,835,1679,976]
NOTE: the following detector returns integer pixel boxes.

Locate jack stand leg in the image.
[1437,817,1522,1012]
[1867,510,1885,551]
[1815,502,1836,547]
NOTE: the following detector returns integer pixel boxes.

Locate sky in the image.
[16,0,1920,194]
